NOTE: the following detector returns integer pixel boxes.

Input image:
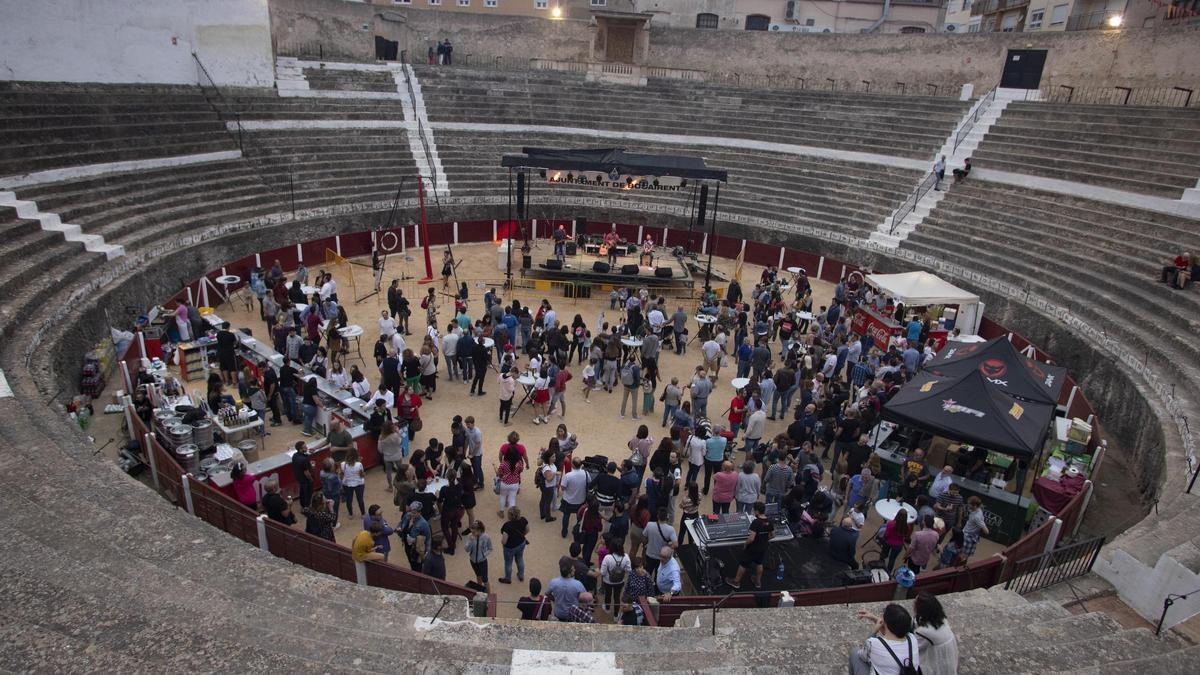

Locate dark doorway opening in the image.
[1000,49,1047,89]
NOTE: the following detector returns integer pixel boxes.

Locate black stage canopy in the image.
[926,337,1067,405]
[501,147,729,182]
[881,370,1055,459]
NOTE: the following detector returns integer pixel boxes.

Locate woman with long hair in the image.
[881,509,911,573]
[495,442,524,517]
[913,592,959,675]
[628,495,651,560]
[538,446,560,523]
[677,482,701,546]
[378,421,407,491]
[627,424,654,481]
[338,447,366,517]
[531,365,551,425]
[401,348,421,394]
[498,506,529,585]
[437,471,465,555]
[568,314,587,364]
[302,492,336,542]
[578,495,604,564]
[419,345,438,400]
[465,520,492,592]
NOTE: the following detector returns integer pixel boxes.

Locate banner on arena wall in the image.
[545,169,686,192]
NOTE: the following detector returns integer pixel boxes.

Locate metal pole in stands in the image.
[417,175,434,282]
[703,182,721,292]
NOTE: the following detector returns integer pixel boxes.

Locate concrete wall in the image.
[269,1,1199,92]
[635,0,941,33]
[272,0,593,62]
[0,0,275,87]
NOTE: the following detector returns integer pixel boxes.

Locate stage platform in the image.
[678,536,854,595]
[523,249,696,291]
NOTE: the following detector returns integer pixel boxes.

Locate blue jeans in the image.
[765,490,783,505]
[540,485,556,520]
[736,500,754,513]
[661,403,678,428]
[280,387,298,421]
[472,456,484,487]
[693,397,708,419]
[342,484,365,516]
[503,542,526,580]
[301,403,317,434]
[770,390,783,419]
[561,500,581,537]
[736,360,750,378]
[729,422,740,438]
[686,462,701,486]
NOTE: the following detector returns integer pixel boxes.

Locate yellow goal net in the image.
[325,248,359,301]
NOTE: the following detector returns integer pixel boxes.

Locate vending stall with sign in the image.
[852,271,984,351]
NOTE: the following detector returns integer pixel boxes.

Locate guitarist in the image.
[604,225,620,267]
[553,224,573,262]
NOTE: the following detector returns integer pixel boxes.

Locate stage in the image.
[523,247,696,291]
[678,535,854,595]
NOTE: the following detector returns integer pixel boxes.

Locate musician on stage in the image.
[553,224,573,262]
[604,225,620,267]
[640,235,655,267]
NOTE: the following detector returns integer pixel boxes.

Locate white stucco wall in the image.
[0,0,275,87]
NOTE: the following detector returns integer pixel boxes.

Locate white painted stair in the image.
[273,56,310,93]
[396,65,450,198]
[869,88,1031,248]
[0,191,125,260]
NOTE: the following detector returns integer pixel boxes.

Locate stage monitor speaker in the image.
[696,184,709,228]
[654,267,673,279]
[522,254,532,270]
[574,217,586,233]
[565,242,577,256]
[593,261,611,273]
[544,258,563,271]
[621,264,639,275]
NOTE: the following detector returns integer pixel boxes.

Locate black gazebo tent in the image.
[880,370,1055,460]
[925,337,1067,405]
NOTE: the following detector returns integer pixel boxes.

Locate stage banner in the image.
[546,170,685,192]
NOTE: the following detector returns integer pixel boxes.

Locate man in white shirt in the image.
[378,311,397,339]
[821,352,838,379]
[391,331,407,355]
[442,329,460,381]
[647,307,665,335]
[544,307,557,331]
[928,465,955,500]
[320,277,337,302]
[643,508,677,578]
[558,457,589,538]
[655,546,681,600]
[701,338,722,375]
[373,384,395,410]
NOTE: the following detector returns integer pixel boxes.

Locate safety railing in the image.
[886,171,938,237]
[126,404,489,611]
[953,87,997,153]
[1003,536,1105,595]
[1035,83,1196,108]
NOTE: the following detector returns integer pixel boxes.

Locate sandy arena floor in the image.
[90,240,1002,619]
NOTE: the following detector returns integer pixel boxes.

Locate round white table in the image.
[482,337,495,350]
[786,266,806,275]
[694,313,718,342]
[694,314,717,324]
[730,377,750,391]
[216,274,240,287]
[422,477,449,495]
[517,374,536,387]
[621,337,643,348]
[301,285,320,297]
[874,499,918,523]
[338,325,364,363]
[795,311,814,321]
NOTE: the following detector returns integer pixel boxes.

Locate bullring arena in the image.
[1,0,1200,672]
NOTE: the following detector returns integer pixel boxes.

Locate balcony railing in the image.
[1065,10,1122,30]
[971,0,1030,16]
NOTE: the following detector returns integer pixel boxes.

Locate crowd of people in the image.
[216,255,984,636]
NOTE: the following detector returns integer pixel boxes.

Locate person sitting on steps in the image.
[951,158,971,184]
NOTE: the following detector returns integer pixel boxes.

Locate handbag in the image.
[410,415,423,433]
[492,474,502,495]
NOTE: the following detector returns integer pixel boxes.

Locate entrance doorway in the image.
[999,49,1047,89]
[605,25,636,63]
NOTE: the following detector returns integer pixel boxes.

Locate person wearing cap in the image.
[398,499,431,572]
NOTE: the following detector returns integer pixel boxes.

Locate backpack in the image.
[620,363,635,387]
[875,634,921,675]
[535,464,547,489]
[607,554,628,584]
[420,297,429,309]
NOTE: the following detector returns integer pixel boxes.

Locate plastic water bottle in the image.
[776,562,785,581]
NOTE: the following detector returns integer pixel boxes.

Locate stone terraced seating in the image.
[437,130,920,240]
[415,66,968,159]
[3,161,285,326]
[303,67,396,93]
[239,129,421,210]
[972,101,1200,198]
[229,89,407,120]
[0,81,236,176]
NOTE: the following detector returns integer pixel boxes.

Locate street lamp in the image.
[1107,15,1123,28]
[551,6,563,19]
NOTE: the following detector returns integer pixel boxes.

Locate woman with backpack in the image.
[599,540,632,615]
[850,603,921,675]
[537,446,560,522]
[577,496,604,564]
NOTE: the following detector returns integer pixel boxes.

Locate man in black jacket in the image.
[828,516,860,569]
